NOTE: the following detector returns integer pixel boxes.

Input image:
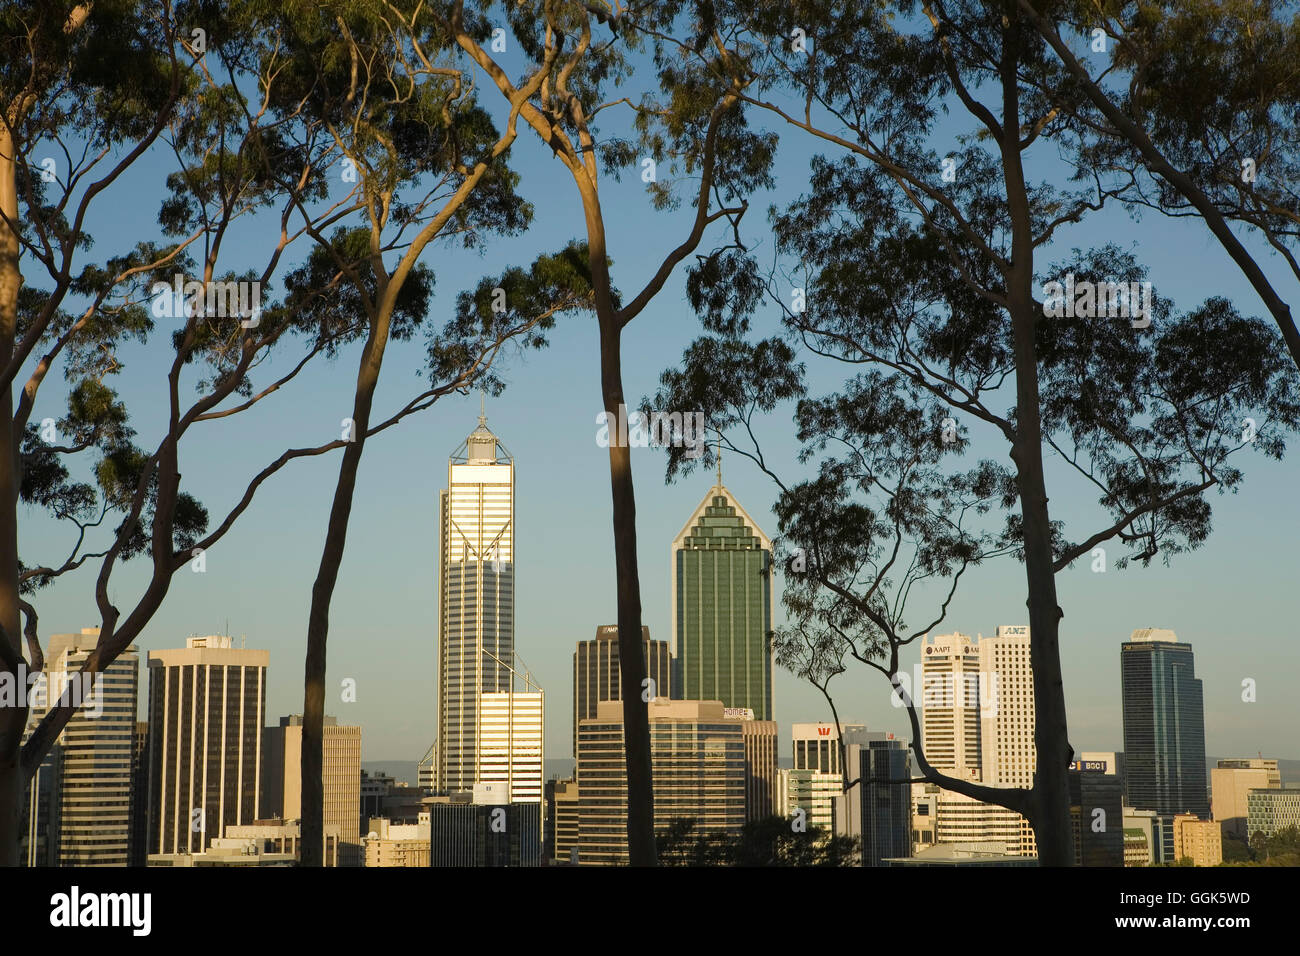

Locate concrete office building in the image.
[360,769,394,831]
[672,482,775,720]
[777,767,842,832]
[436,411,515,794]
[429,784,542,867]
[979,625,1035,789]
[478,691,544,805]
[1173,813,1223,866]
[912,782,1036,857]
[782,721,864,831]
[261,714,362,865]
[731,711,777,822]
[572,625,673,758]
[22,629,139,866]
[146,635,267,855]
[1123,807,1177,865]
[1212,758,1281,840]
[129,720,149,866]
[1246,786,1300,841]
[792,721,864,775]
[919,633,982,780]
[365,815,431,867]
[1123,829,1150,866]
[834,732,911,866]
[1120,629,1209,839]
[546,778,580,864]
[576,698,746,865]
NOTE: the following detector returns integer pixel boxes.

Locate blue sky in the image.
[21,28,1300,766]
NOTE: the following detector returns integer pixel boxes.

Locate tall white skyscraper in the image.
[979,625,1035,788]
[436,412,515,794]
[146,635,267,856]
[919,633,982,780]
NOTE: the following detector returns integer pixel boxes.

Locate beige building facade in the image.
[261,714,362,865]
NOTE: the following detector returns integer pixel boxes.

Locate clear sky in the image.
[22,31,1300,767]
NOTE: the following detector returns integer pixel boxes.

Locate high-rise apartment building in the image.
[261,714,362,865]
[576,698,746,865]
[436,413,514,794]
[1212,758,1281,841]
[23,628,138,866]
[672,484,774,720]
[572,625,672,758]
[1120,629,1209,821]
[146,635,267,856]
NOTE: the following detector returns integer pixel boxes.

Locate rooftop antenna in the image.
[715,427,723,490]
[479,389,487,427]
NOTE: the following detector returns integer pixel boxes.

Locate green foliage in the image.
[656,816,859,866]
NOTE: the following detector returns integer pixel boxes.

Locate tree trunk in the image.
[598,317,656,866]
[300,323,387,866]
[1000,9,1075,866]
[0,130,26,866]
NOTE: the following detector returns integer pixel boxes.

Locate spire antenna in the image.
[479,389,487,427]
[715,427,723,489]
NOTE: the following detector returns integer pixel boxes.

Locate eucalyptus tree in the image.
[649,0,1300,864]
[437,0,776,864]
[1015,0,1300,370]
[0,0,571,864]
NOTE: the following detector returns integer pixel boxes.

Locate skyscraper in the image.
[261,714,362,865]
[146,635,267,857]
[23,628,138,866]
[1120,629,1209,819]
[979,625,1035,788]
[572,625,672,758]
[919,632,982,779]
[436,412,514,794]
[672,480,774,719]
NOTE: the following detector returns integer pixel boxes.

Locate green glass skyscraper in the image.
[672,479,774,720]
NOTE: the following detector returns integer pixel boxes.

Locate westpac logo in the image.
[50,886,151,936]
